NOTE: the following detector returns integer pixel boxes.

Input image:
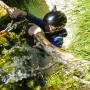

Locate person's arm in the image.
[9,8,47,29]
[45,28,68,38]
[26,13,47,30]
[9,9,49,31]
[27,24,43,36]
[26,13,50,32]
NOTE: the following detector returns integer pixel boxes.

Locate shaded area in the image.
[2,0,49,18]
[0,0,49,29]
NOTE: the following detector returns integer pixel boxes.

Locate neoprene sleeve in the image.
[26,13,48,31]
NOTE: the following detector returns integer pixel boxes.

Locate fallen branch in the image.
[63,69,90,85]
[35,33,90,65]
[35,33,90,84]
[0,0,14,14]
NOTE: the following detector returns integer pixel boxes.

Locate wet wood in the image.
[0,0,14,13]
[35,32,90,84]
[35,32,90,66]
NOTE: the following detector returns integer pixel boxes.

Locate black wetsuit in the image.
[26,13,67,40]
[2,13,67,48]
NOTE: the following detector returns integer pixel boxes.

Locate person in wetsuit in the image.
[9,8,67,47]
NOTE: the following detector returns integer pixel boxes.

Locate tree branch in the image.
[0,0,14,14]
[35,33,90,85]
[35,33,90,65]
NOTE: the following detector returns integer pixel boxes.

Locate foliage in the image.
[0,6,7,17]
[45,71,85,90]
[68,0,90,60]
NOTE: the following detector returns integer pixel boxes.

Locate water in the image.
[0,42,58,84]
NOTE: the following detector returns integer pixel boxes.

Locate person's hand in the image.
[9,9,27,19]
[28,25,42,36]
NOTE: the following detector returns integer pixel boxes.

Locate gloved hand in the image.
[9,9,27,19]
[51,35,63,47]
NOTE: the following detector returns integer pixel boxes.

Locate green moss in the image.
[68,0,90,60]
[46,71,85,90]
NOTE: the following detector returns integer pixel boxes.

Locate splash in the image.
[0,42,57,84]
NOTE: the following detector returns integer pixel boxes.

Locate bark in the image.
[0,0,14,29]
[35,32,90,65]
[35,32,90,85]
[0,0,14,13]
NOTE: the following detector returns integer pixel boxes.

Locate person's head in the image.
[43,11,67,33]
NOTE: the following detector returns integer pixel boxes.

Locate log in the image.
[35,32,90,65]
[35,32,90,84]
[0,0,14,14]
[0,0,15,29]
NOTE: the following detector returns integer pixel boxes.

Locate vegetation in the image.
[68,0,90,60]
